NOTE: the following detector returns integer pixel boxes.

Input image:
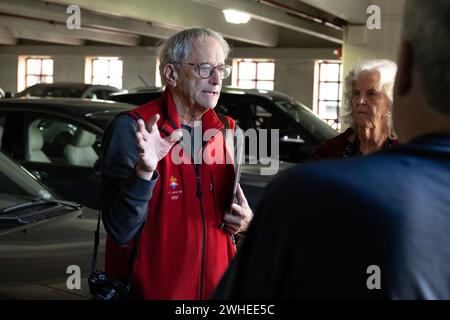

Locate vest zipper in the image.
[195,163,206,300]
[193,130,221,300]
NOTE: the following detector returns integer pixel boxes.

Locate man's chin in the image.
[200,100,219,110]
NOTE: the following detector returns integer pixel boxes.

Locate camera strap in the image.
[91,211,144,291]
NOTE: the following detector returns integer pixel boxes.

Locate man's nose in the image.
[209,68,221,84]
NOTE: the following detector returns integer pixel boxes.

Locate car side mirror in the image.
[31,170,42,180]
[31,170,49,180]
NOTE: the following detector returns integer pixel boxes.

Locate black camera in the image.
[88,271,131,300]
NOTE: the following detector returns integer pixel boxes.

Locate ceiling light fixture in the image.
[222,9,251,24]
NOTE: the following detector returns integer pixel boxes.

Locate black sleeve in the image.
[100,114,158,245]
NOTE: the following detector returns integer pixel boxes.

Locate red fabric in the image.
[310,127,355,160]
[105,89,237,299]
[310,127,399,160]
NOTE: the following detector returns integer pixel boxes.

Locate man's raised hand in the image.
[135,114,182,180]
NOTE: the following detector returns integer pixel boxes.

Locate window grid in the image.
[237,60,275,90]
[91,58,123,89]
[317,61,342,130]
[25,58,53,88]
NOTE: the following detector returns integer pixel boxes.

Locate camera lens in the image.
[95,287,120,300]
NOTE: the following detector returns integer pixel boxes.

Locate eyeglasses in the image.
[174,62,232,80]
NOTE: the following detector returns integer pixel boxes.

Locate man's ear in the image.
[163,64,178,87]
[395,40,413,95]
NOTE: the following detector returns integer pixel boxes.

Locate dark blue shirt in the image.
[100,114,158,245]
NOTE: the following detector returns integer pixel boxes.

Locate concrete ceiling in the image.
[0,0,359,48]
[300,0,369,24]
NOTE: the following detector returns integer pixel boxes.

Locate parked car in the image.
[15,83,122,100]
[0,91,337,210]
[109,87,338,163]
[0,150,103,299]
[0,98,134,209]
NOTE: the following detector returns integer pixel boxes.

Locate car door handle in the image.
[280,136,305,143]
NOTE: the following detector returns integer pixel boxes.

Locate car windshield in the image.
[273,97,338,141]
[0,152,54,212]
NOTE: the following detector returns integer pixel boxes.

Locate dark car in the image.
[0,150,103,299]
[0,91,336,210]
[0,98,135,209]
[15,83,122,100]
[109,87,338,163]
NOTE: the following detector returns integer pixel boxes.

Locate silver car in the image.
[0,150,103,299]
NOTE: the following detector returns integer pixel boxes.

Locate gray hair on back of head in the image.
[158,28,230,85]
[402,0,450,115]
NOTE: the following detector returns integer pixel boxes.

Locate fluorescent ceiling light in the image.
[222,9,251,24]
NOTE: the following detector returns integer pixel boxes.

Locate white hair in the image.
[341,59,397,133]
[158,28,230,85]
[402,0,450,115]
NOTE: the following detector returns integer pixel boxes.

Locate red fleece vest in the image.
[105,89,237,299]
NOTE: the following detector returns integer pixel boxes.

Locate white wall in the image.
[343,0,405,76]
[122,55,157,90]
[0,45,157,94]
[0,45,337,109]
[229,48,338,108]
[341,0,405,127]
[0,55,18,94]
[54,56,84,83]
[274,60,315,107]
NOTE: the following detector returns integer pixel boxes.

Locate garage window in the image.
[86,57,123,89]
[315,61,342,130]
[25,57,54,88]
[234,60,275,90]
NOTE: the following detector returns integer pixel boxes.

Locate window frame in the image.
[316,61,342,130]
[89,57,123,89]
[25,57,54,88]
[235,60,275,90]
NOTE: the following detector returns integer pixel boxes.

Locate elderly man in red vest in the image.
[101,28,253,299]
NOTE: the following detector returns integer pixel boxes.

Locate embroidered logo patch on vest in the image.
[169,176,178,189]
[168,176,183,200]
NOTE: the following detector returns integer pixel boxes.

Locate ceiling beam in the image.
[193,0,342,44]
[299,0,370,24]
[0,26,17,45]
[37,0,279,47]
[0,16,84,45]
[0,0,176,40]
[0,15,140,46]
